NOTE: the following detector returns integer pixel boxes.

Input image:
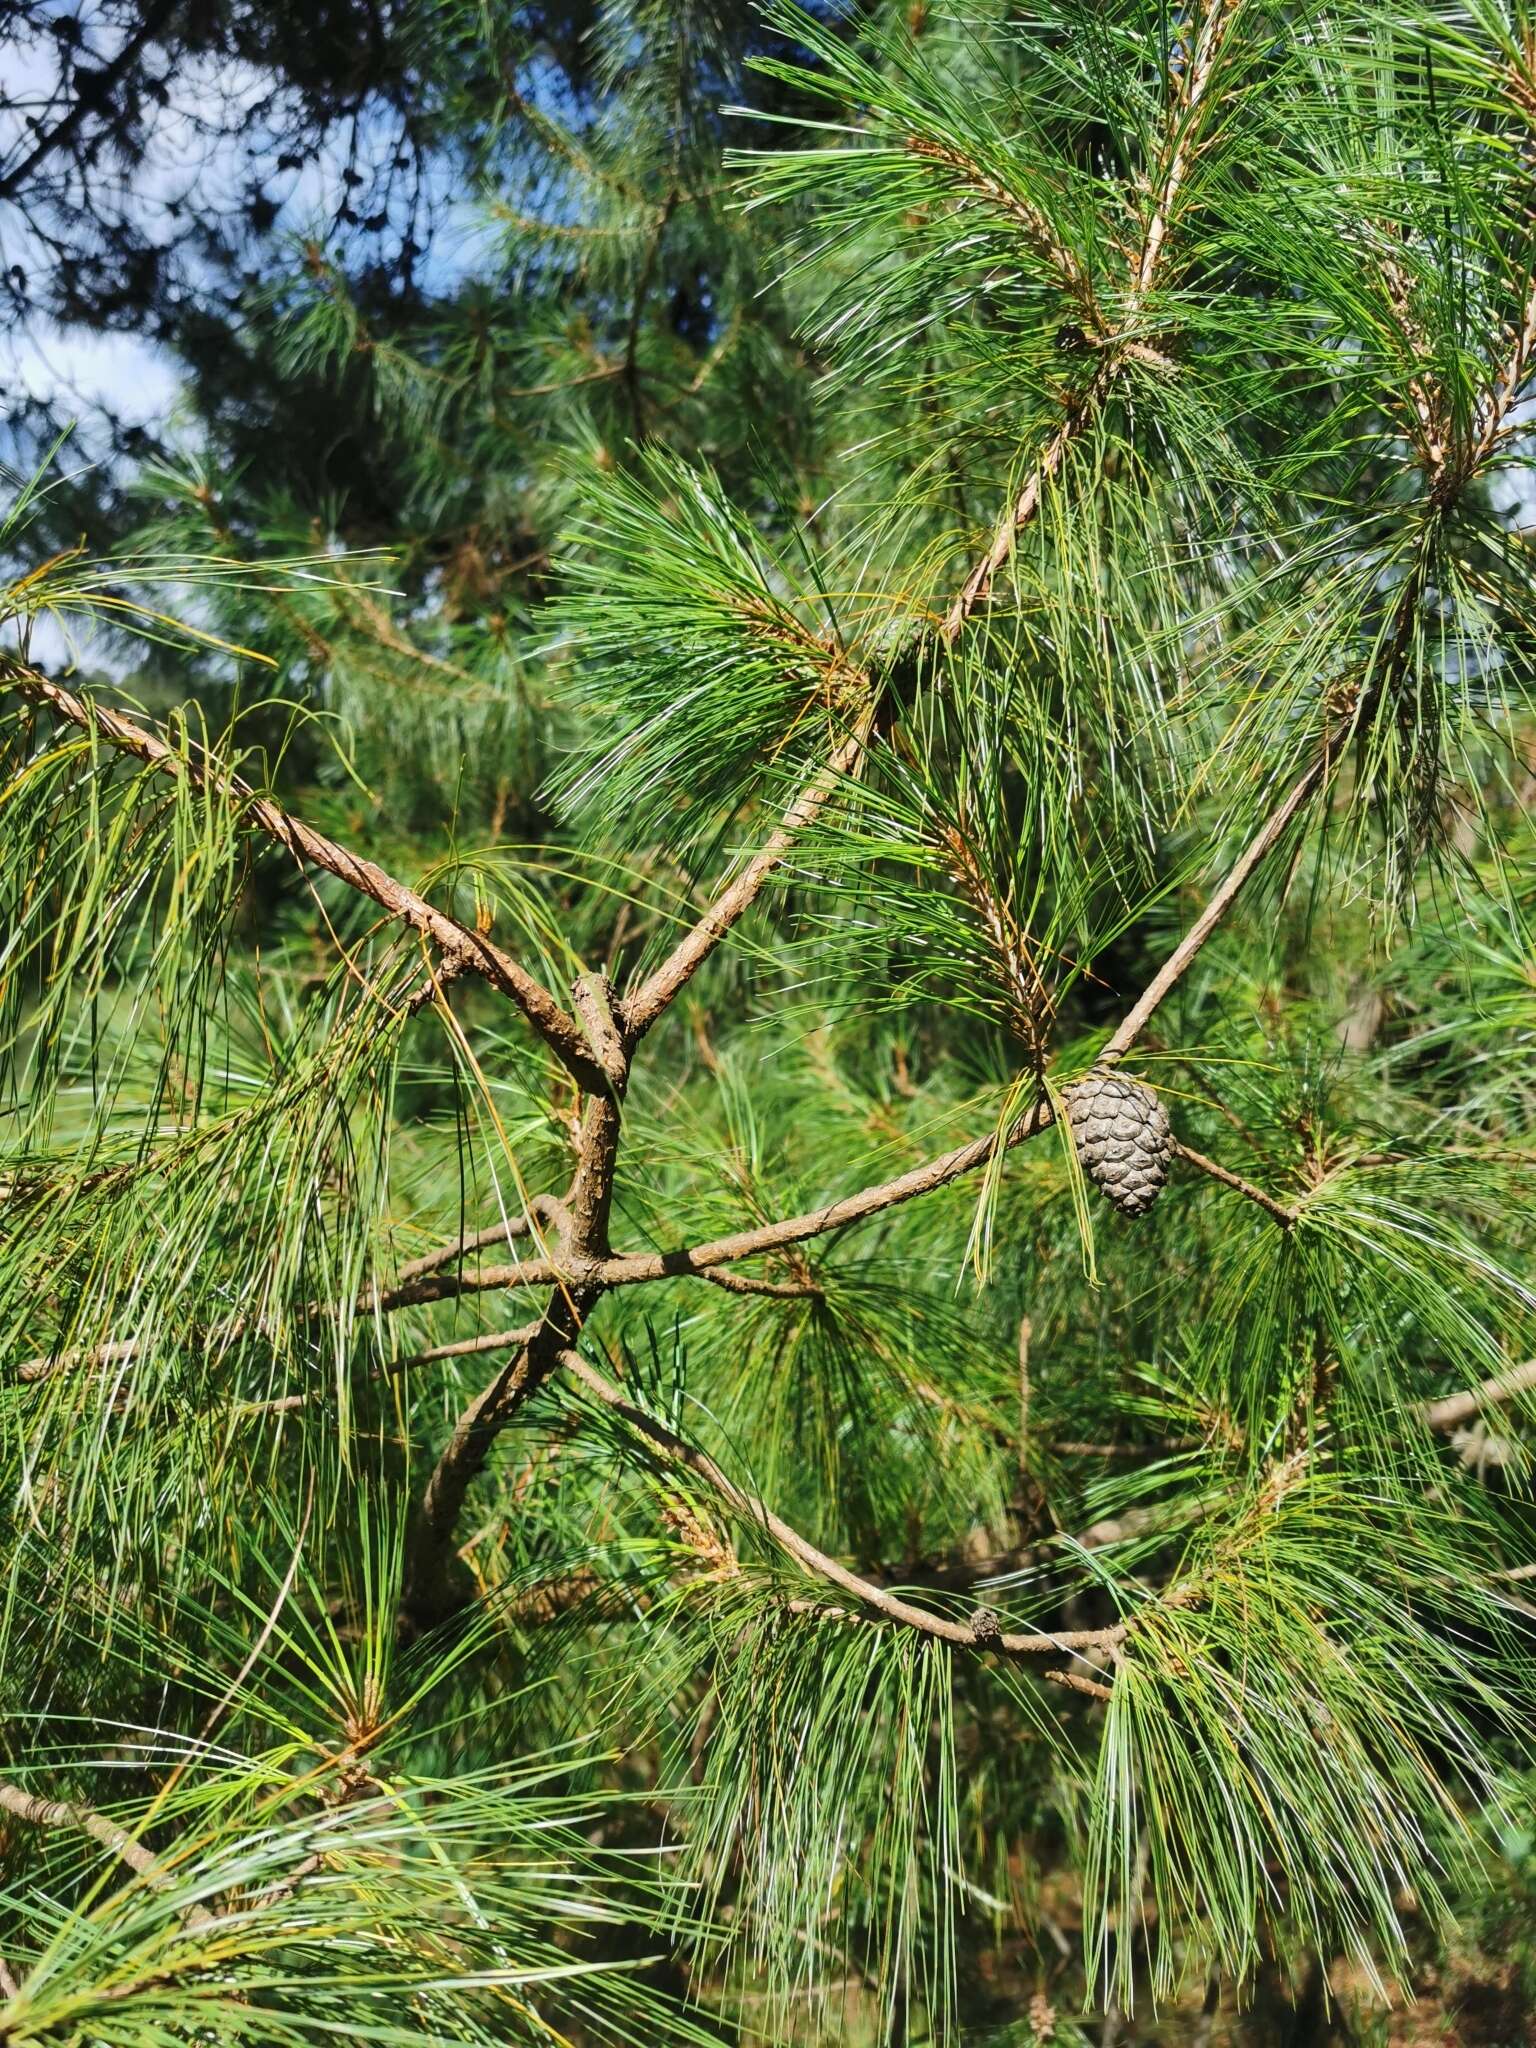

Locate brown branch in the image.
[493,60,638,199]
[371,1243,842,1311]
[1418,1359,1536,1435]
[1170,1138,1296,1228]
[499,362,625,399]
[621,714,873,1038]
[232,1321,550,1419]
[398,977,632,1631]
[699,1268,824,1300]
[15,1336,140,1386]
[558,1346,1127,1659]
[364,1097,1056,1312]
[1365,66,1536,505]
[401,1335,542,1612]
[235,1391,310,1419]
[939,396,1098,643]
[0,1783,213,1926]
[395,1196,571,1285]
[3,666,602,1088]
[903,136,1089,300]
[941,0,1242,648]
[1044,1668,1115,1702]
[1098,750,1332,1063]
[1054,1437,1202,1459]
[1134,0,1240,295]
[402,951,469,1016]
[394,1324,543,1373]
[613,124,1109,1043]
[21,1317,543,1402]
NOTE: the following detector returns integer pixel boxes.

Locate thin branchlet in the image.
[2,664,603,1087]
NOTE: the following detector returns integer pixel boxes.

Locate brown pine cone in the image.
[1065,1071,1171,1217]
[969,1606,1002,1644]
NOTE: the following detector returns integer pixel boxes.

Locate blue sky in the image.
[1,6,491,456]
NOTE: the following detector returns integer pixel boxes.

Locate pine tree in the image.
[4,1,1536,2041]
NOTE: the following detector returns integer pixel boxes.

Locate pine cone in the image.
[969,1606,1002,1644]
[1065,1072,1171,1217]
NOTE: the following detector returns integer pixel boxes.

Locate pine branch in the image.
[1419,1359,1536,1434]
[387,1323,543,1372]
[363,1097,1055,1311]
[939,391,1100,643]
[558,1346,1127,1661]
[940,0,1243,645]
[231,1324,547,1419]
[15,1337,141,1387]
[1,664,603,1088]
[1171,1139,1296,1228]
[621,713,874,1038]
[1469,264,1536,475]
[398,976,633,1630]
[377,756,1331,1326]
[1133,0,1241,294]
[15,759,1328,1427]
[394,1196,572,1284]
[611,0,1246,1044]
[1097,751,1332,1064]
[938,812,1056,1064]
[1454,53,1536,479]
[608,86,1194,1044]
[0,0,178,200]
[363,763,1328,1340]
[624,188,681,440]
[401,1333,541,1607]
[903,135,1091,302]
[16,6,1536,2027]
[1376,242,1450,483]
[1045,1669,1116,1703]
[0,1783,213,1928]
[697,1268,823,1299]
